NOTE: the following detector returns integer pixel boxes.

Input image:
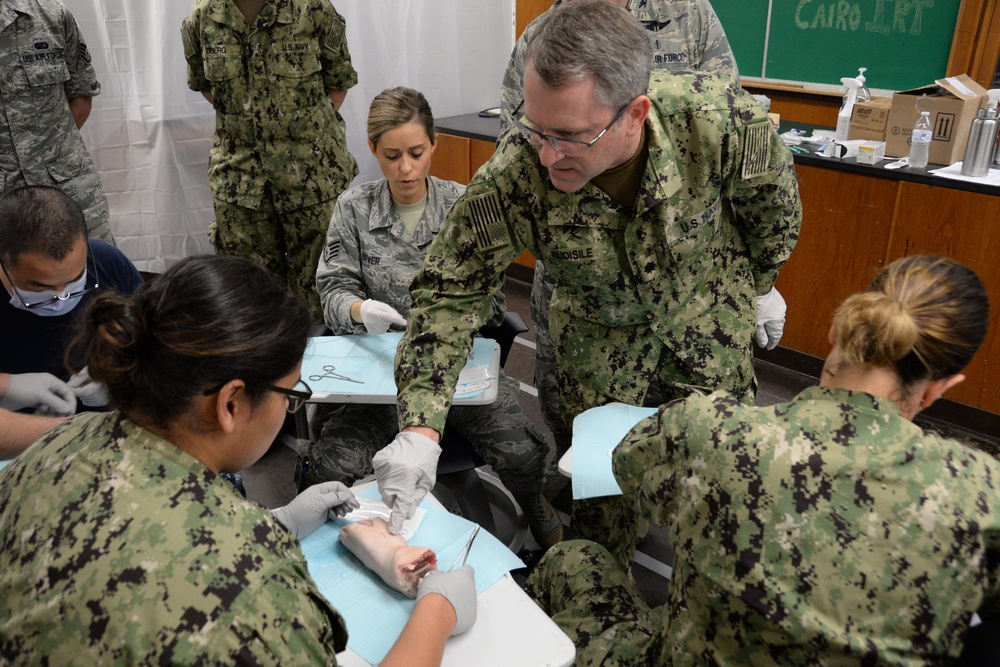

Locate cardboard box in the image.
[856,141,886,164]
[885,74,988,164]
[849,97,892,142]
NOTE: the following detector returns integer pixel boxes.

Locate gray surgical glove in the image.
[67,366,109,407]
[271,481,360,539]
[359,299,406,335]
[0,372,77,415]
[416,566,478,635]
[372,431,441,534]
[754,287,787,351]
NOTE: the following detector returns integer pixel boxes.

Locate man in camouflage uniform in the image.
[181,0,358,321]
[0,0,113,243]
[0,410,350,663]
[306,173,560,548]
[375,1,800,565]
[527,384,1000,665]
[499,0,739,136]
[501,0,747,466]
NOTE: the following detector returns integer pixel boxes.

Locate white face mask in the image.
[8,270,89,317]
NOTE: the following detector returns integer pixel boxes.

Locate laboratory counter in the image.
[430,113,1000,424]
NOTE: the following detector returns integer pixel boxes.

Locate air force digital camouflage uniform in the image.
[306,176,551,509]
[500,0,740,461]
[181,0,358,321]
[527,387,1000,665]
[0,411,348,664]
[0,0,112,243]
[395,69,800,564]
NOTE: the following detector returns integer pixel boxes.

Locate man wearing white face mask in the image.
[0,186,142,416]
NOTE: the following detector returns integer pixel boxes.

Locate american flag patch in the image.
[466,190,511,253]
[324,239,341,263]
[741,120,771,179]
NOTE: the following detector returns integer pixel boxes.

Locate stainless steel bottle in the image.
[961,107,1000,176]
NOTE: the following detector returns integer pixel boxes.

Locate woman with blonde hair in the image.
[306,87,560,548]
[528,255,998,665]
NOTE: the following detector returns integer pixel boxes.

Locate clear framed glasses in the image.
[512,99,632,156]
[0,242,98,309]
[203,379,313,414]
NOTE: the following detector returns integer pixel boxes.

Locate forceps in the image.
[309,364,364,383]
[447,525,481,571]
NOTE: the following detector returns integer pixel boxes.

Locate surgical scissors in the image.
[309,364,364,384]
[447,525,481,571]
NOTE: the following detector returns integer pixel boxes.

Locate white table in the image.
[329,481,576,667]
[302,333,500,406]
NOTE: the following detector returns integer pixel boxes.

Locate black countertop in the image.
[436,112,501,144]
[435,114,1000,198]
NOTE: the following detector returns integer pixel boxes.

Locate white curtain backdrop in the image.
[71,1,514,272]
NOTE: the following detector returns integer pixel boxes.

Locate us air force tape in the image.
[466,189,512,253]
[741,119,771,179]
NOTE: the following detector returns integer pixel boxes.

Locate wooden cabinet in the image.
[431,130,536,269]
[775,164,1000,415]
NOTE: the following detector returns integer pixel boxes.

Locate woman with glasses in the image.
[526,256,999,665]
[0,255,476,665]
[308,87,560,548]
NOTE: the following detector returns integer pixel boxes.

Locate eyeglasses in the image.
[513,99,632,156]
[0,242,98,309]
[202,379,313,414]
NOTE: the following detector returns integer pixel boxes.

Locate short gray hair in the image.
[524,0,651,110]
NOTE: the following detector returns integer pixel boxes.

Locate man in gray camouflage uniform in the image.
[501,0,746,466]
[181,0,358,321]
[306,173,560,548]
[0,0,113,243]
[374,1,800,567]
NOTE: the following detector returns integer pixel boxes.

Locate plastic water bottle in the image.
[908,111,932,169]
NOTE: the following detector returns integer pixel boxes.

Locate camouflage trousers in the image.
[530,260,570,458]
[210,192,333,323]
[1,168,113,244]
[525,540,666,666]
[533,248,760,567]
[302,371,551,498]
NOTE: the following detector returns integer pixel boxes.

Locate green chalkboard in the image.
[713,0,962,91]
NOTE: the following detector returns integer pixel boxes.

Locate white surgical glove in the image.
[67,366,109,407]
[416,565,478,635]
[0,372,76,415]
[359,299,406,335]
[754,287,787,351]
[372,431,441,534]
[271,481,360,539]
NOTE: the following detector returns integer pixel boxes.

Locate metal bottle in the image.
[961,107,1000,177]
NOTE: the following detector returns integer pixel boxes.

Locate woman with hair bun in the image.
[0,255,475,665]
[527,255,999,665]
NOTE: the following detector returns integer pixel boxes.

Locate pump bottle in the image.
[835,72,865,143]
[855,68,871,104]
